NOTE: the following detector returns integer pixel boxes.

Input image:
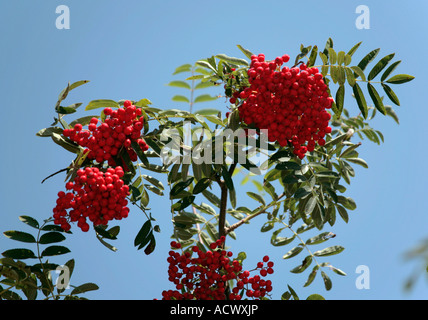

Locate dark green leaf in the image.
[36,127,63,137]
[271,232,296,247]
[222,166,234,191]
[305,232,336,246]
[2,249,37,259]
[385,105,400,124]
[229,187,237,209]
[347,41,362,57]
[275,161,301,171]
[352,83,368,119]
[367,83,386,115]
[96,237,117,252]
[367,53,395,81]
[350,65,366,81]
[18,216,39,229]
[94,225,117,240]
[3,231,36,243]
[263,180,278,201]
[381,60,401,82]
[312,203,324,230]
[131,140,149,166]
[357,48,380,73]
[51,132,81,154]
[314,245,345,257]
[172,196,195,211]
[345,67,356,86]
[386,74,415,84]
[346,157,368,168]
[144,234,156,255]
[215,54,249,66]
[294,187,311,199]
[323,38,333,58]
[336,204,349,222]
[195,60,217,74]
[307,294,325,300]
[142,174,164,191]
[324,132,347,148]
[305,196,317,215]
[283,245,303,259]
[193,178,211,194]
[290,256,312,274]
[307,46,318,68]
[202,190,221,208]
[38,232,66,244]
[56,104,80,115]
[170,177,194,197]
[246,192,266,206]
[134,220,152,247]
[70,283,99,295]
[236,44,254,60]
[41,245,71,257]
[330,265,347,276]
[335,85,345,115]
[69,115,100,128]
[321,271,332,291]
[381,83,400,106]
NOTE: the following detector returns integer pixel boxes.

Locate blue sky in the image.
[0,0,427,300]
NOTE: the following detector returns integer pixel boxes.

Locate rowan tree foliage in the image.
[0,39,414,300]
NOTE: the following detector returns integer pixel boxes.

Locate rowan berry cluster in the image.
[161,237,274,300]
[233,53,333,159]
[53,166,130,232]
[63,100,149,166]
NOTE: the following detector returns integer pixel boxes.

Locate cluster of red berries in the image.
[63,100,149,166]
[233,53,333,159]
[161,237,274,300]
[52,166,130,232]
